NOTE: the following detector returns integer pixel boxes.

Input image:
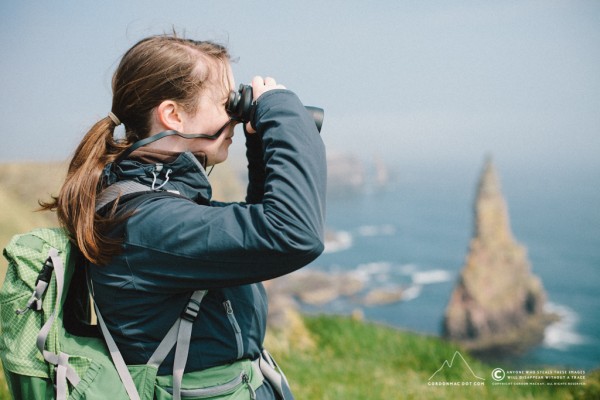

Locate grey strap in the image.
[146,323,180,368]
[259,350,294,400]
[35,248,81,400]
[56,352,70,400]
[95,180,152,211]
[172,290,207,400]
[88,278,141,400]
[147,290,207,369]
[95,289,207,400]
[94,303,141,400]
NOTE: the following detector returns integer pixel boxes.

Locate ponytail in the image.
[41,116,129,265]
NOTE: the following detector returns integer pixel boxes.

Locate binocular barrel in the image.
[227,84,324,133]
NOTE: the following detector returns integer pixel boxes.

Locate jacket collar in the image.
[108,149,212,203]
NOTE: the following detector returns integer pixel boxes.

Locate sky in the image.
[1,0,599,178]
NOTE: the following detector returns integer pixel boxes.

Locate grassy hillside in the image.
[0,162,65,287]
[0,163,66,228]
[272,315,597,400]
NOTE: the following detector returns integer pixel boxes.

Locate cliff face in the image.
[443,158,552,354]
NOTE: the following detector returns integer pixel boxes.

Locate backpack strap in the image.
[258,349,294,400]
[95,180,154,211]
[145,291,207,371]
[171,290,208,400]
[144,292,206,399]
[90,276,207,400]
[145,290,209,400]
[88,278,142,400]
[35,248,82,400]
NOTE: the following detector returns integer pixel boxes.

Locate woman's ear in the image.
[155,100,184,131]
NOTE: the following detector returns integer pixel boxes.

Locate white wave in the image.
[356,224,396,237]
[412,269,453,285]
[347,270,370,283]
[356,261,393,275]
[324,230,353,253]
[401,284,422,301]
[350,262,393,283]
[543,303,587,351]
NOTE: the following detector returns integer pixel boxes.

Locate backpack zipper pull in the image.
[242,373,256,400]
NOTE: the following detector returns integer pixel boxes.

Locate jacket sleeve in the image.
[123,90,327,291]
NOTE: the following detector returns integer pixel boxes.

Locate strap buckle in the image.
[181,298,202,322]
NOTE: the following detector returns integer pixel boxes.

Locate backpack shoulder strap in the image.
[150,290,208,400]
[89,273,207,400]
[95,180,194,215]
[146,290,207,369]
[88,276,141,400]
[95,180,153,212]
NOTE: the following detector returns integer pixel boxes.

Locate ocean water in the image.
[305,163,600,371]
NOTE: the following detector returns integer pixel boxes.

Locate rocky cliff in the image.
[443,158,554,354]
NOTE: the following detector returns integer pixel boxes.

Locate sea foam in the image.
[412,269,453,285]
[324,230,353,253]
[543,302,586,351]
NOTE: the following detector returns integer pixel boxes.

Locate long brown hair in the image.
[41,35,230,265]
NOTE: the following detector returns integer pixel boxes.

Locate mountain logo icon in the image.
[428,351,485,382]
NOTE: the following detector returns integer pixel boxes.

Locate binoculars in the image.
[226,84,324,133]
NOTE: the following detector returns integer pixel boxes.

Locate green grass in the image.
[271,315,598,400]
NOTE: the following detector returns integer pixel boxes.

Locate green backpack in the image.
[0,224,265,400]
[0,227,146,399]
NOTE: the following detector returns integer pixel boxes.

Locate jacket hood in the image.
[106,148,212,203]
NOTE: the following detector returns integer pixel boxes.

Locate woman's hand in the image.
[245,76,285,134]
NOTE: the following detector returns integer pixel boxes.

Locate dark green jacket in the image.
[90,90,326,375]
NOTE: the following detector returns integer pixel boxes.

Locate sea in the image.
[303,162,599,371]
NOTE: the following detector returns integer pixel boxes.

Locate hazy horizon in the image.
[2,1,599,178]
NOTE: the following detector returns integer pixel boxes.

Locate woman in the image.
[44,35,326,399]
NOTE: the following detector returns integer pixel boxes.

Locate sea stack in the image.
[443,157,552,354]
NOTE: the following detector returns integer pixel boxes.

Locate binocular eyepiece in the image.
[226,84,324,133]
